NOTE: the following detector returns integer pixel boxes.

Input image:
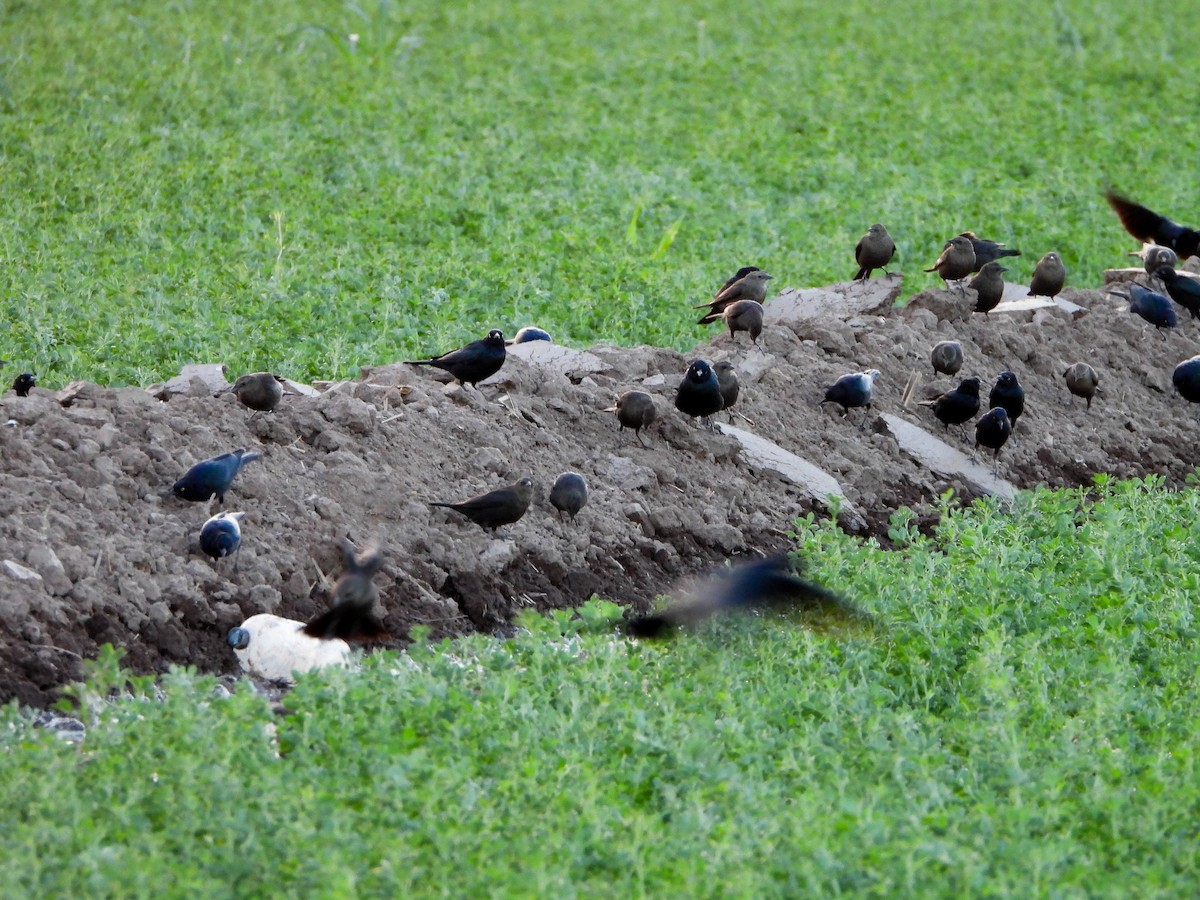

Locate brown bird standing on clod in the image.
[696,270,773,324]
[223,372,287,413]
[1062,362,1099,410]
[925,235,976,295]
[430,476,534,531]
[606,391,657,447]
[853,224,896,280]
[1029,251,1066,299]
[302,540,386,641]
[720,299,764,346]
[713,361,740,422]
[969,261,1008,315]
[931,340,963,377]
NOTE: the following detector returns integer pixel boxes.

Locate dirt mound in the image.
[3,276,1197,706]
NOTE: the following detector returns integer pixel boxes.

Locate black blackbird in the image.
[431,476,534,531]
[12,373,35,396]
[919,376,982,430]
[224,372,286,413]
[988,371,1025,428]
[925,235,975,294]
[961,232,1021,271]
[1173,355,1200,403]
[200,511,245,568]
[821,369,880,418]
[713,361,740,420]
[1154,267,1200,320]
[1029,251,1066,299]
[1126,283,1178,332]
[720,299,764,345]
[854,224,896,280]
[172,448,262,503]
[302,540,387,641]
[931,341,963,377]
[508,326,552,345]
[1062,362,1100,410]
[549,472,588,521]
[406,329,506,387]
[969,261,1008,315]
[606,391,657,447]
[974,407,1012,469]
[675,360,725,430]
[1105,190,1200,260]
[626,555,862,639]
[717,266,761,294]
[696,270,773,324]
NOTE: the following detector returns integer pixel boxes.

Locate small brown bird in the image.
[931,340,964,377]
[430,476,534,531]
[1132,244,1178,277]
[1029,252,1066,298]
[720,299,764,345]
[549,472,588,521]
[854,224,896,280]
[1062,362,1099,410]
[713,361,740,421]
[696,270,774,324]
[606,391,657,447]
[223,372,286,413]
[969,261,1008,315]
[302,540,386,641]
[925,235,976,294]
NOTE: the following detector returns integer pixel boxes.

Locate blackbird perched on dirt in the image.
[853,224,896,280]
[969,261,1008,315]
[430,476,534,531]
[1062,362,1100,410]
[1105,190,1200,261]
[626,555,863,639]
[719,299,764,345]
[302,540,387,641]
[919,376,982,431]
[696,270,773,324]
[961,232,1020,272]
[974,407,1012,470]
[931,340,964,377]
[199,511,245,568]
[713,361,740,420]
[925,235,976,294]
[1134,245,1178,277]
[224,372,286,413]
[549,472,588,521]
[406,329,506,388]
[507,326,552,345]
[1154,267,1200,320]
[606,391,657,447]
[675,359,725,430]
[821,369,881,419]
[1172,355,1200,403]
[988,371,1025,428]
[1124,283,1178,332]
[1029,252,1066,299]
[11,373,35,396]
[172,448,262,503]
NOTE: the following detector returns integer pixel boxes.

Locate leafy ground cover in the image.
[3,0,1198,386]
[5,475,1199,895]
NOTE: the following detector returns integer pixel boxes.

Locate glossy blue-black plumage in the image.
[509,326,552,344]
[1172,355,1200,404]
[199,511,244,561]
[674,359,725,423]
[821,369,880,415]
[988,372,1025,426]
[1155,267,1200,320]
[172,448,262,503]
[1128,283,1178,331]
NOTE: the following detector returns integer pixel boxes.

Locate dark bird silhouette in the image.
[1125,283,1178,332]
[606,391,657,447]
[302,540,386,641]
[549,472,588,521]
[925,235,976,294]
[1062,362,1100,410]
[430,476,534,531]
[1154,267,1200,320]
[821,369,881,419]
[1172,355,1200,403]
[713,361,740,420]
[507,326,552,345]
[974,407,1012,470]
[961,232,1021,271]
[405,329,506,388]
[969,261,1008,315]
[626,555,862,639]
[172,448,262,503]
[717,266,761,294]
[931,341,963,377]
[675,359,725,430]
[720,299,764,345]
[854,224,896,280]
[224,372,286,413]
[696,270,773,324]
[1105,190,1200,260]
[919,376,982,430]
[988,371,1025,428]
[12,373,35,396]
[199,511,245,568]
[1029,251,1066,299]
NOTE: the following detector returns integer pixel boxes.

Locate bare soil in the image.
[3,276,1197,706]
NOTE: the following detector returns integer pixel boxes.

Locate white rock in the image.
[229,614,351,682]
[3,560,43,583]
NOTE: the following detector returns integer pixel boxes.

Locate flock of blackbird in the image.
[7,189,1200,645]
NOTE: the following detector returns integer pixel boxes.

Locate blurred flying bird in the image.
[302,540,387,641]
[1105,190,1200,260]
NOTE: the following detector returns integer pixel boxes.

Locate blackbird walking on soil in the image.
[675,360,725,430]
[199,511,245,568]
[975,407,1012,471]
[549,472,589,521]
[11,373,35,396]
[931,341,964,377]
[925,235,976,294]
[988,371,1025,428]
[1105,190,1200,260]
[1125,283,1178,332]
[854,224,896,280]
[961,232,1021,271]
[969,261,1008,315]
[303,540,387,641]
[430,476,535,531]
[224,372,286,413]
[406,329,506,388]
[821,370,881,420]
[172,448,262,503]
[713,361,740,420]
[920,376,982,431]
[696,270,773,324]
[606,391,657,447]
[1029,252,1066,299]
[1173,356,1200,404]
[1062,362,1100,410]
[1154,267,1200,320]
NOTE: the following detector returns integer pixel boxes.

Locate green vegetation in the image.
[2,0,1198,386]
[5,476,1200,895]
